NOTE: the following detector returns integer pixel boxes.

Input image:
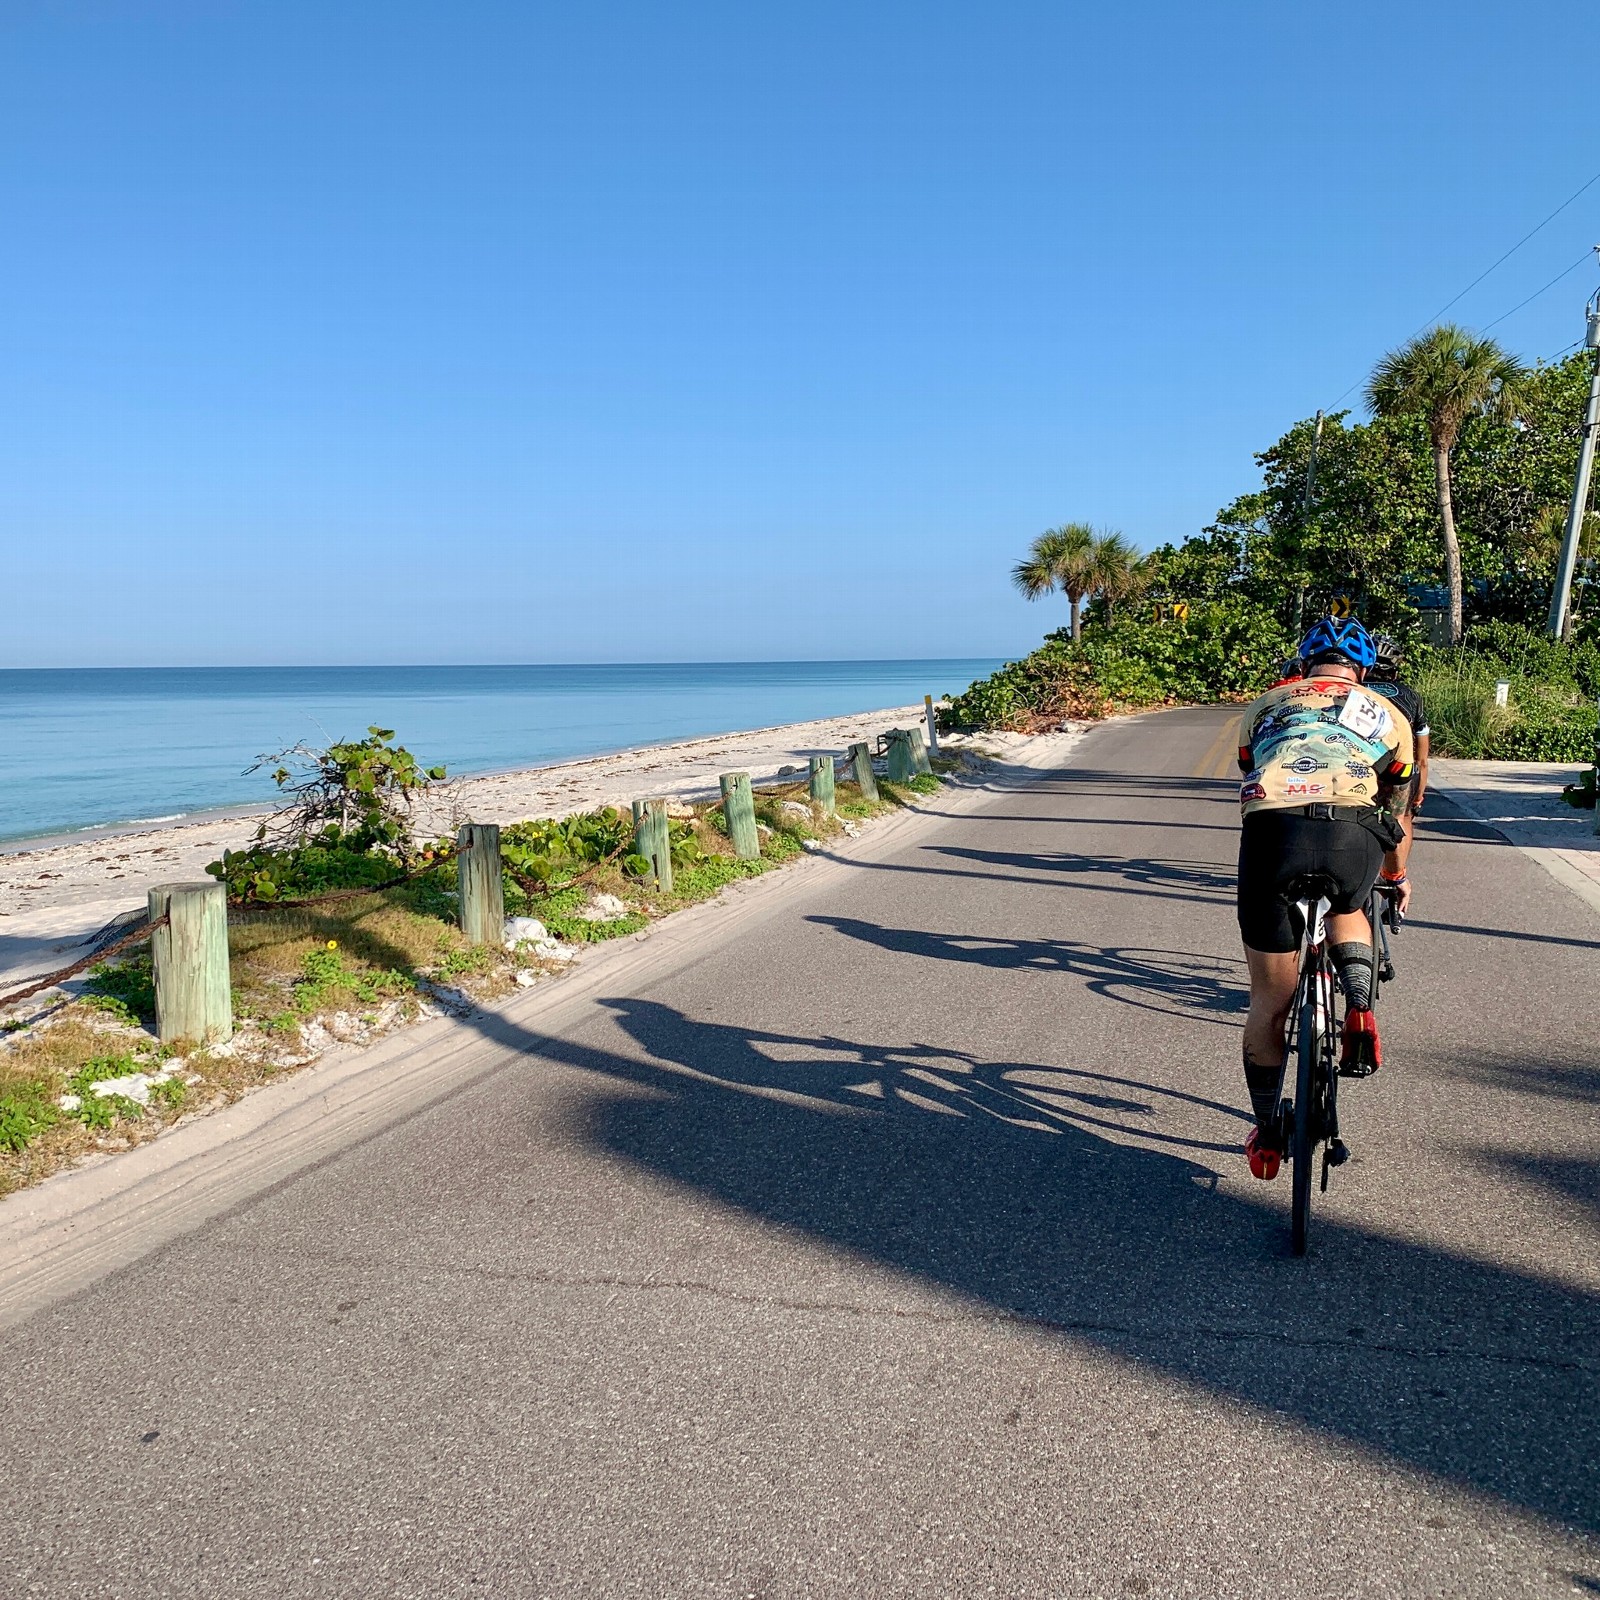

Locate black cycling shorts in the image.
[1236,811,1384,953]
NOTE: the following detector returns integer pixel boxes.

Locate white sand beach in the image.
[0,704,999,985]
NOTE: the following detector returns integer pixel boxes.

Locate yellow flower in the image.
[326,940,338,950]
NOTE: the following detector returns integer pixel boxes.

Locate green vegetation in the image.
[81,956,156,1025]
[0,1082,58,1154]
[1013,523,1145,640]
[1410,623,1600,760]
[945,327,1600,759]
[210,727,451,903]
[3,734,926,1193]
[944,599,1293,731]
[1366,326,1532,644]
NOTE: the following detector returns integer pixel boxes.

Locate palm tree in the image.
[1013,525,1142,637]
[1087,532,1142,622]
[1366,324,1530,643]
[1012,523,1096,639]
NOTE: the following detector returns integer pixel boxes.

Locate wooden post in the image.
[720,772,761,859]
[924,694,940,755]
[907,724,933,777]
[148,882,232,1045]
[457,822,505,946]
[632,798,674,891]
[808,754,836,816]
[885,728,916,784]
[847,741,879,802]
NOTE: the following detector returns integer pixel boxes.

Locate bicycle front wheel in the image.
[1290,978,1319,1256]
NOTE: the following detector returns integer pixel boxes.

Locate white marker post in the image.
[1494,680,1510,708]
[924,694,939,755]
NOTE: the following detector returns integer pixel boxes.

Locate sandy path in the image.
[0,704,991,984]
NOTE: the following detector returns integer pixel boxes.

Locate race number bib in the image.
[1337,687,1392,742]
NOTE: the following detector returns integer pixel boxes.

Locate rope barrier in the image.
[0,914,169,1011]
[507,836,634,899]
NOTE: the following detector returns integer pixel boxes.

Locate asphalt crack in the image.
[361,1255,1599,1376]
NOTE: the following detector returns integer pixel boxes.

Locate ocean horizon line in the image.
[0,658,1004,844]
[0,655,1016,676]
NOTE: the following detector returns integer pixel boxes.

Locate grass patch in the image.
[81,956,156,1026]
[1414,651,1595,761]
[0,1021,172,1193]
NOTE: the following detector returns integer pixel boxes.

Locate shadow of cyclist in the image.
[464,996,1600,1540]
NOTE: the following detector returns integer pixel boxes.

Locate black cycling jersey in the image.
[1371,678,1428,740]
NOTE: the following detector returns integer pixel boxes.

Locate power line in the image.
[1323,164,1600,411]
[1405,165,1600,335]
[1481,248,1597,332]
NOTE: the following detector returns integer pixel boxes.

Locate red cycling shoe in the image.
[1340,1008,1382,1077]
[1245,1126,1283,1181]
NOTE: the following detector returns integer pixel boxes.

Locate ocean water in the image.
[0,660,1003,844]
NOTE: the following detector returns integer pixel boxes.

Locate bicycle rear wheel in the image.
[1290,976,1319,1256]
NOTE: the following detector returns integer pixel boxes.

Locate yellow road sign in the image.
[1173,601,1190,622]
[1330,595,1353,618]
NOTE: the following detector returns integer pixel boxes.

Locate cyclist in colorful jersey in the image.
[1365,631,1429,910]
[1235,616,1415,1180]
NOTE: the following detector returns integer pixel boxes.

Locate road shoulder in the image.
[1432,755,1600,919]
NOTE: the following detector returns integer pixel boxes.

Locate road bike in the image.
[1280,877,1401,1256]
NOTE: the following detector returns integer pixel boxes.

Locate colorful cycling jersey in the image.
[1237,677,1415,817]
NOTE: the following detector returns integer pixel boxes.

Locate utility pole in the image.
[1295,410,1324,633]
[1300,410,1325,516]
[1548,253,1600,641]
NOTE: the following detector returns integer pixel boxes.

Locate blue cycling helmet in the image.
[1297,615,1377,670]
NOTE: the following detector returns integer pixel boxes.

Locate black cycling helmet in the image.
[1368,631,1402,681]
[1297,615,1377,671]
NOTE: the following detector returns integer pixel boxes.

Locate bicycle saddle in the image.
[1283,872,1339,902]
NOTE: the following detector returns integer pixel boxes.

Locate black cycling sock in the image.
[1330,941,1374,1012]
[1243,1051,1284,1133]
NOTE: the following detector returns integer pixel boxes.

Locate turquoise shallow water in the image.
[0,660,1002,843]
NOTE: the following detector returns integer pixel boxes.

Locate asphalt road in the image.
[4,705,1599,1599]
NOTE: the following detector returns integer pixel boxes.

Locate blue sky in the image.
[3,0,1596,667]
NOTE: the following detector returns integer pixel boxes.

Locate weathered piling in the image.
[907,724,933,777]
[457,823,506,947]
[847,741,879,802]
[720,772,761,859]
[631,798,674,891]
[885,728,916,784]
[808,754,836,816]
[148,881,232,1045]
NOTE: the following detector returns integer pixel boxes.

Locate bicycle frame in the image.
[1283,889,1343,1255]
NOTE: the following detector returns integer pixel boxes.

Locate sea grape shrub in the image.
[207,841,437,903]
[501,808,636,890]
[207,729,452,903]
[501,808,703,896]
[249,727,449,859]
[941,599,1292,731]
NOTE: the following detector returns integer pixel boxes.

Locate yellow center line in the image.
[1193,715,1244,781]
